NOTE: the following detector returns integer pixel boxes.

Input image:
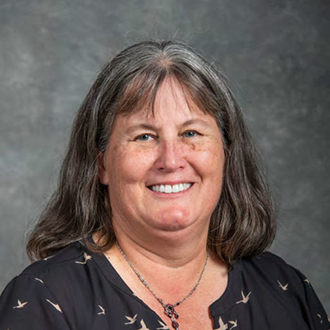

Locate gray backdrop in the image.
[1,0,329,313]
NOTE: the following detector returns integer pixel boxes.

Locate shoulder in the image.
[22,241,84,275]
[238,251,309,292]
[0,242,90,329]
[236,252,329,327]
[1,241,92,301]
[0,241,102,327]
[240,251,305,277]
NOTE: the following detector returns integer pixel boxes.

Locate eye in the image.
[135,134,154,141]
[182,130,200,138]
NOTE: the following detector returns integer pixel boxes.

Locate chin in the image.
[154,221,188,232]
[149,210,195,232]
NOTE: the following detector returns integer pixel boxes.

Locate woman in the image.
[0,40,328,329]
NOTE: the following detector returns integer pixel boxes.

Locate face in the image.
[98,78,225,242]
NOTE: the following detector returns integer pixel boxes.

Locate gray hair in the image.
[27,40,276,266]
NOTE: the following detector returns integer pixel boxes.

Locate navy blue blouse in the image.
[0,241,329,329]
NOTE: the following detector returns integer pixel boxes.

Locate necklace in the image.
[116,241,209,330]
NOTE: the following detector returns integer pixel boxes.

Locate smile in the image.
[150,183,192,194]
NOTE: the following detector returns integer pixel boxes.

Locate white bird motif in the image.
[236,290,252,304]
[304,279,311,285]
[277,280,289,291]
[156,320,170,329]
[124,313,138,324]
[46,299,62,313]
[75,252,92,264]
[215,317,228,330]
[138,319,150,330]
[35,278,44,284]
[13,300,28,309]
[317,314,323,324]
[97,305,105,315]
[229,320,238,329]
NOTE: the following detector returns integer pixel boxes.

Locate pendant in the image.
[164,304,179,330]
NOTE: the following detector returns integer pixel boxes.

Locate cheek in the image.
[188,143,196,151]
[195,145,225,192]
[203,147,225,197]
[192,140,225,170]
[108,145,153,185]
[204,151,224,179]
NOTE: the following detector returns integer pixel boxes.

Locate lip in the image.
[147,180,193,186]
[147,181,194,195]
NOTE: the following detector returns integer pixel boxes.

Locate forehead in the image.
[119,78,208,124]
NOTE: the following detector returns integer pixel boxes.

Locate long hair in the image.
[27,40,276,266]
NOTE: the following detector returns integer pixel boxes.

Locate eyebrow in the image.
[126,124,158,135]
[126,119,211,134]
[180,119,210,128]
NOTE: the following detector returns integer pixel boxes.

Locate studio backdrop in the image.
[0,0,329,313]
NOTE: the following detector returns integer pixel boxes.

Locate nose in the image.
[154,139,186,172]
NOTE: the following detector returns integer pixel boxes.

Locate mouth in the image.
[148,183,193,194]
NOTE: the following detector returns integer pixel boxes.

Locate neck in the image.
[110,215,211,269]
[113,229,208,302]
[113,232,209,305]
[99,222,210,294]
[118,236,208,273]
[116,232,208,270]
[100,224,228,330]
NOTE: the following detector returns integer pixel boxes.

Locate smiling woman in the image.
[0,40,328,330]
[98,78,224,238]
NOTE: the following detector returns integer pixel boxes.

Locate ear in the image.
[97,152,109,185]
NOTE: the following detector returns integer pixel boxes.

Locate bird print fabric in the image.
[0,241,329,329]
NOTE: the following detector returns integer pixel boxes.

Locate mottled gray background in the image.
[0,0,329,313]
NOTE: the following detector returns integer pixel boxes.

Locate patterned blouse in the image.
[0,241,329,330]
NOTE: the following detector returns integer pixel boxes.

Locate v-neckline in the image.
[89,244,243,319]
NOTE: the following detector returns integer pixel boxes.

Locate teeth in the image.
[151,183,192,194]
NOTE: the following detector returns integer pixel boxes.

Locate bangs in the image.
[115,67,167,117]
[114,65,223,121]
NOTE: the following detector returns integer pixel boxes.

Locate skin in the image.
[98,78,227,329]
